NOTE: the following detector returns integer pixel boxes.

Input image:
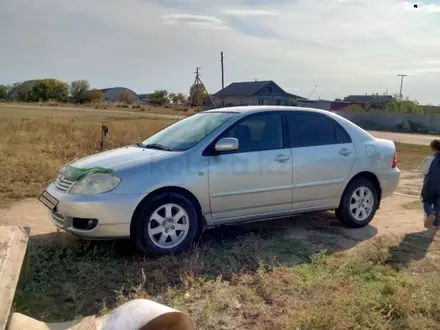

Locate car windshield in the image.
[141,112,238,151]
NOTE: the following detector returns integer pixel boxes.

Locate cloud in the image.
[221,9,276,16]
[161,13,227,29]
[1,0,440,104]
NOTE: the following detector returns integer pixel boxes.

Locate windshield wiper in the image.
[135,142,146,148]
[143,143,173,151]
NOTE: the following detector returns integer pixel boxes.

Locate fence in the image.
[334,111,440,133]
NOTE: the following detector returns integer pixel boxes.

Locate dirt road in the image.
[368,130,439,145]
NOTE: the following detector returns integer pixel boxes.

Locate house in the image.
[205,80,307,110]
[99,87,140,102]
[295,99,369,112]
[343,94,393,109]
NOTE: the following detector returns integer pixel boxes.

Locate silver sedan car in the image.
[38,106,400,255]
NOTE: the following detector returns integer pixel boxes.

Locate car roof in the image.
[204,106,374,141]
[204,105,332,116]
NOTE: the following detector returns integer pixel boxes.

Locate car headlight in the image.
[69,173,121,195]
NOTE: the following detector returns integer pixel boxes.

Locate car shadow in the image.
[19,211,379,320]
[29,210,378,259]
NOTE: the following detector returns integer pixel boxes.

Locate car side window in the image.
[220,113,283,153]
[335,123,352,144]
[287,113,351,147]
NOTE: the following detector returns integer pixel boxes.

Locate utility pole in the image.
[397,74,407,101]
[221,51,225,107]
[188,67,216,112]
[221,51,224,89]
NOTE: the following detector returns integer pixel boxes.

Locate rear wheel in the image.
[336,178,379,228]
[133,192,199,255]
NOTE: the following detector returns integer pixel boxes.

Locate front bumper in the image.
[44,183,145,239]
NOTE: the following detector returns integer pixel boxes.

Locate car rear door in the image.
[285,112,355,210]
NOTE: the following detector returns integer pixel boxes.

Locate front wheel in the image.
[133,193,199,255]
[335,178,379,228]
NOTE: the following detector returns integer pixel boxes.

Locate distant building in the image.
[99,87,140,102]
[299,99,366,111]
[205,80,307,110]
[343,94,393,109]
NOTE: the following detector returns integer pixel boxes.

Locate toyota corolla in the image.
[38,106,400,255]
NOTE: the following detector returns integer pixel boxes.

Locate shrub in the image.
[397,120,429,133]
[345,104,366,113]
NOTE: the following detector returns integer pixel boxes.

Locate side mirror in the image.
[214,137,239,152]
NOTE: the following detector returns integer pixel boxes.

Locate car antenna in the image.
[300,85,318,107]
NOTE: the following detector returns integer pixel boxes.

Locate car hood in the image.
[68,146,175,171]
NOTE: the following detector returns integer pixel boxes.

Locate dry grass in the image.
[3,106,440,329]
[0,108,176,205]
[14,233,440,329]
[395,142,431,171]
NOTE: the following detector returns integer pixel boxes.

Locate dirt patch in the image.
[0,199,57,237]
[395,170,423,196]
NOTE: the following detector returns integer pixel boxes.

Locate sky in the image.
[1,0,440,104]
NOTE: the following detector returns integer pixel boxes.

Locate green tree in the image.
[189,84,207,107]
[12,80,38,101]
[176,93,187,105]
[345,104,366,113]
[287,97,297,106]
[30,79,69,102]
[168,93,178,105]
[384,98,423,114]
[148,90,169,106]
[70,80,90,103]
[118,90,134,104]
[85,88,104,102]
[0,85,7,100]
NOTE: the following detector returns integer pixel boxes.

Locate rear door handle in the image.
[338,148,352,156]
[274,154,290,163]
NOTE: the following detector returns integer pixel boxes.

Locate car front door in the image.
[207,113,293,221]
[286,112,355,210]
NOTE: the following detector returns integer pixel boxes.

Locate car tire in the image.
[335,178,379,228]
[133,192,199,256]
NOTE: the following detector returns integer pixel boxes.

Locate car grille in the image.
[54,175,75,193]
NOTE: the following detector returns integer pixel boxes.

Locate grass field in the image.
[2,105,439,329]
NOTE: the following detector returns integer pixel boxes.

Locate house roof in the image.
[214,80,274,97]
[99,87,138,95]
[214,80,307,100]
[344,94,393,103]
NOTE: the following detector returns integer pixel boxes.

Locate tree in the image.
[28,79,69,102]
[118,90,133,104]
[85,88,104,102]
[189,84,207,107]
[345,104,366,113]
[176,93,187,105]
[287,96,297,106]
[0,85,7,100]
[384,98,423,114]
[70,80,90,103]
[148,90,168,106]
[168,93,178,105]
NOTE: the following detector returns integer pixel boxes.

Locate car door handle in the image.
[274,154,290,163]
[338,148,352,156]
